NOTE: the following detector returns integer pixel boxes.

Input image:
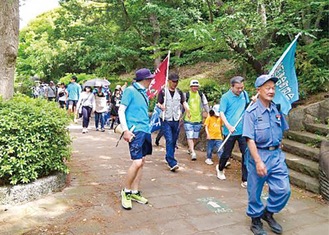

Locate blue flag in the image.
[270,33,301,115]
[149,106,162,133]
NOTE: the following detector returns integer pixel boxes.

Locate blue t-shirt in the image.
[120,82,150,133]
[242,99,289,148]
[219,90,249,136]
[67,82,82,101]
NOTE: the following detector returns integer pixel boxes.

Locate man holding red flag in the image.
[157,73,190,172]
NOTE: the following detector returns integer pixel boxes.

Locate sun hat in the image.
[190,79,200,87]
[255,74,278,88]
[212,104,220,116]
[135,68,155,81]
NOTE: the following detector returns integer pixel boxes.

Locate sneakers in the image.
[101,128,105,132]
[251,217,267,235]
[96,128,99,131]
[225,161,231,168]
[205,158,214,165]
[261,208,283,234]
[170,164,179,172]
[191,152,197,161]
[82,128,88,134]
[241,181,248,188]
[131,191,148,204]
[216,164,226,180]
[121,190,132,210]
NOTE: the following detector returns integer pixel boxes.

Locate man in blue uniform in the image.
[243,75,290,235]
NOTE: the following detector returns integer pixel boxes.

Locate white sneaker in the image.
[191,152,197,161]
[225,161,231,168]
[82,128,86,134]
[216,164,226,180]
[205,158,214,165]
[241,181,247,188]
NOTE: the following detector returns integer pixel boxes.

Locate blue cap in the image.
[135,68,155,81]
[255,75,278,88]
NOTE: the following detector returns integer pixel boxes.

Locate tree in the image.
[0,0,19,100]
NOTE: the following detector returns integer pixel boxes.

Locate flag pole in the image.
[269,32,302,76]
[162,50,170,121]
[216,93,258,153]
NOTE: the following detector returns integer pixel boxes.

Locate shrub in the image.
[0,95,71,185]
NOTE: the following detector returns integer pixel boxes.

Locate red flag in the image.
[147,56,169,99]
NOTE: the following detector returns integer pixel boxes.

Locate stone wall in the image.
[288,98,329,131]
[0,172,67,205]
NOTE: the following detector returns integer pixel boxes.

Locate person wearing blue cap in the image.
[118,68,154,210]
[243,74,290,235]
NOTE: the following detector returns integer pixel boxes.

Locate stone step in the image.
[231,151,320,194]
[304,122,329,137]
[289,169,320,194]
[285,130,327,148]
[282,139,320,162]
[285,152,319,179]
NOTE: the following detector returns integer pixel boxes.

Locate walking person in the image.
[109,86,122,129]
[94,84,108,132]
[243,74,290,235]
[57,83,67,109]
[204,105,224,165]
[215,76,249,188]
[157,73,190,171]
[67,75,82,122]
[118,68,154,210]
[45,81,57,101]
[183,79,209,161]
[76,86,95,134]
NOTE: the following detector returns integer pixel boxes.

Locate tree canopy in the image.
[16,0,329,97]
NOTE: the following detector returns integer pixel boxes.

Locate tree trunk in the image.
[0,0,19,100]
[226,39,264,75]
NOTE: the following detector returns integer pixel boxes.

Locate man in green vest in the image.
[184,80,209,160]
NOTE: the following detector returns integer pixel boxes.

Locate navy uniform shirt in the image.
[242,99,289,148]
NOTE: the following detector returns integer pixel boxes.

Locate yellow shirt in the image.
[204,116,223,140]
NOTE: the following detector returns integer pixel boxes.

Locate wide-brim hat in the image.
[255,75,278,88]
[135,68,155,81]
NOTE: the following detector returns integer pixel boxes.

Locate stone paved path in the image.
[0,123,328,235]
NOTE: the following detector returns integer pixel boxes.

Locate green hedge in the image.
[0,95,71,185]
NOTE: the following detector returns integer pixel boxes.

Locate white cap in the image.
[190,79,200,87]
[213,104,220,116]
[115,85,121,90]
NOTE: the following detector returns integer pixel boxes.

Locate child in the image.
[204,106,223,165]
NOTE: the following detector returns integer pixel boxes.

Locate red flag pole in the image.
[162,51,170,121]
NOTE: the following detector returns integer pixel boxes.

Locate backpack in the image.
[185,90,204,103]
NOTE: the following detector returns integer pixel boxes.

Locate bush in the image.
[0,95,71,185]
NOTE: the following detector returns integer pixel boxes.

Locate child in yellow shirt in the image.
[204,107,223,165]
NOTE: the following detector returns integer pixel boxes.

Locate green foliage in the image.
[0,95,71,185]
[16,0,329,100]
[296,38,329,97]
